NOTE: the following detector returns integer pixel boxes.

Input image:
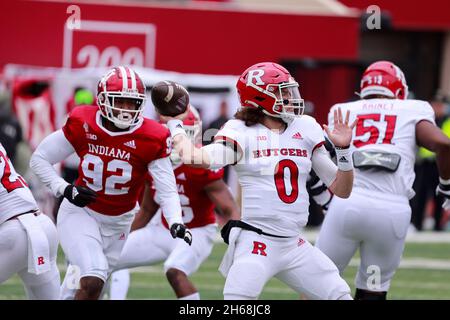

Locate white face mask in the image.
[98,93,145,129]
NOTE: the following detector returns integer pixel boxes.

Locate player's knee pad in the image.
[223,261,268,299]
[326,277,352,300]
[354,288,387,300]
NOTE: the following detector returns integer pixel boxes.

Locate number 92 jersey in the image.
[214,117,325,236]
[329,99,435,199]
[62,105,172,216]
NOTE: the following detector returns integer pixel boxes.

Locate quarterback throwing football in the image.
[163,62,356,300]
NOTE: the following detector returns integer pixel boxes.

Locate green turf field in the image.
[1,237,450,300]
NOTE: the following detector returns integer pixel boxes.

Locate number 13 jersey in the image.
[62,105,171,216]
[214,116,325,236]
[329,99,435,199]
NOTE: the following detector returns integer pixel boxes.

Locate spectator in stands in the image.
[0,92,23,164]
[411,93,450,231]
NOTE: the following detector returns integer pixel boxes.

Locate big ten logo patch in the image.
[251,241,267,256]
[63,20,156,68]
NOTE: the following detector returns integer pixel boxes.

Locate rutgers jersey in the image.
[0,144,37,224]
[148,165,223,229]
[62,105,171,216]
[215,117,325,236]
[329,99,435,199]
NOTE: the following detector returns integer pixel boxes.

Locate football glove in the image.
[63,184,97,207]
[436,178,450,210]
[170,223,193,246]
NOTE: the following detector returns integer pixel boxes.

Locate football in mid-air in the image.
[151,80,190,116]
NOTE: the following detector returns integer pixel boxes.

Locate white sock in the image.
[179,292,200,300]
[109,269,130,300]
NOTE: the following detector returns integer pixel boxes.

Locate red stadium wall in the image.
[0,0,359,75]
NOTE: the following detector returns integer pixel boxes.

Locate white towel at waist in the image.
[219,228,242,277]
[17,213,50,274]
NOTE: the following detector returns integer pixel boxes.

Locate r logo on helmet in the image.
[247,69,265,86]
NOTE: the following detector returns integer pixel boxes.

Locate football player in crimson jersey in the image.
[109,106,240,300]
[162,62,356,300]
[30,66,190,300]
[0,143,60,299]
[316,61,450,300]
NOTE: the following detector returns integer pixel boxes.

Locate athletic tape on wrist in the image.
[336,147,353,171]
[167,119,186,138]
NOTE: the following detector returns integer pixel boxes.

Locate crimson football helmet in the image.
[360,61,408,100]
[97,66,146,129]
[236,62,304,122]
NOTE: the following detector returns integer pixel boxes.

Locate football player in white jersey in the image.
[316,61,450,300]
[161,62,357,300]
[0,143,60,299]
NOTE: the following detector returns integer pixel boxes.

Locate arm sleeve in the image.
[202,143,239,170]
[212,120,244,164]
[29,130,76,197]
[148,156,182,227]
[311,145,338,187]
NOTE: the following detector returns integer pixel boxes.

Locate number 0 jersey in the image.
[329,99,435,199]
[214,116,325,236]
[62,105,172,216]
[0,144,37,224]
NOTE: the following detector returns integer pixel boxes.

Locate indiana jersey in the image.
[329,99,435,199]
[214,117,325,236]
[149,165,223,229]
[0,144,37,224]
[62,105,171,216]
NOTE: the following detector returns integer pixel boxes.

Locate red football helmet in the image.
[360,61,408,100]
[236,62,304,122]
[97,66,146,129]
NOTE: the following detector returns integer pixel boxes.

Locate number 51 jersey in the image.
[214,116,325,236]
[62,105,171,216]
[329,99,435,199]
